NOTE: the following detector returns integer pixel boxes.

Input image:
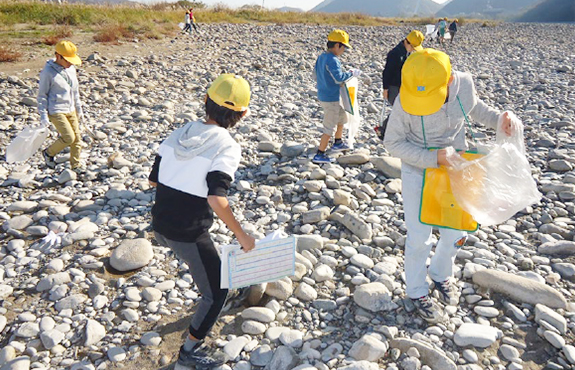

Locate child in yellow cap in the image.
[37,40,84,172]
[148,74,255,368]
[378,30,424,140]
[312,29,361,164]
[448,19,459,43]
[384,48,514,323]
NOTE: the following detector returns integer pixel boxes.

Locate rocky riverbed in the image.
[0,22,575,370]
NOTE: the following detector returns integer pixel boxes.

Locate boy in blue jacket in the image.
[313,29,361,164]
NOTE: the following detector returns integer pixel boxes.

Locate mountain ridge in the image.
[311,0,442,17]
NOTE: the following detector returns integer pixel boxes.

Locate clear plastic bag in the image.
[445,112,541,226]
[6,126,50,163]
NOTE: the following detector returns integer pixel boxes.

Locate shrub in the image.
[41,25,73,45]
[93,25,134,43]
[0,45,22,62]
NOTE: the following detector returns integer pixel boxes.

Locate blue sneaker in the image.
[331,142,350,152]
[312,153,335,164]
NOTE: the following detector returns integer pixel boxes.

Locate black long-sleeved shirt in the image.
[382,41,409,90]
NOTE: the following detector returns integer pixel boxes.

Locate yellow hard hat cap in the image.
[328,29,351,48]
[55,40,81,65]
[400,48,452,116]
[207,74,251,112]
[406,30,425,51]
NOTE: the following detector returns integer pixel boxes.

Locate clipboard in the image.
[220,232,296,290]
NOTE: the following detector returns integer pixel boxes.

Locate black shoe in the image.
[177,341,227,368]
[412,295,447,323]
[43,149,56,169]
[222,287,250,312]
[433,279,459,306]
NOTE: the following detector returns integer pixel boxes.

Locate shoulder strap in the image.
[419,95,477,149]
[457,95,477,144]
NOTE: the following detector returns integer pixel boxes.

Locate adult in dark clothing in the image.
[449,19,458,43]
[376,30,424,140]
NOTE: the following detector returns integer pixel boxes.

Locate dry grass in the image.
[93,24,135,43]
[0,45,22,62]
[41,25,73,45]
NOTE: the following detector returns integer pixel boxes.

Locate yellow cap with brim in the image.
[400,48,451,116]
[406,30,425,51]
[55,40,81,65]
[207,74,251,112]
[328,29,351,48]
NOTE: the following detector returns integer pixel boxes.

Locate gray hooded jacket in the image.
[384,71,501,169]
[37,59,83,122]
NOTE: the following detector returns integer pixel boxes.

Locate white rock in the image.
[84,319,106,346]
[110,238,153,271]
[241,307,276,323]
[336,360,380,370]
[140,332,162,346]
[543,330,565,348]
[224,336,250,361]
[535,304,567,334]
[107,346,126,362]
[349,335,388,361]
[353,283,393,312]
[294,282,318,301]
[454,323,502,348]
[40,329,65,349]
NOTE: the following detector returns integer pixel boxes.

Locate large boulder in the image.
[538,241,575,255]
[110,238,154,272]
[472,269,567,309]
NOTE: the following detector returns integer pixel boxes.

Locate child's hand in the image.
[149,180,157,187]
[501,112,513,136]
[350,68,362,78]
[437,148,450,166]
[238,232,255,252]
[383,89,389,101]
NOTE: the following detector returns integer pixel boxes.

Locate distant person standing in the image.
[190,8,199,33]
[183,11,192,35]
[449,19,459,43]
[438,18,447,45]
[38,40,85,173]
[376,30,424,140]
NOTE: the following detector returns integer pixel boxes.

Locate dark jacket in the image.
[449,22,457,31]
[382,41,409,90]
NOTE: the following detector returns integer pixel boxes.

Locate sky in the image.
[164,0,449,12]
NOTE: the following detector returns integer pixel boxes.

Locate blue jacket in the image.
[314,52,353,102]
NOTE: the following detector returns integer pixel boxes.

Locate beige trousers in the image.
[46,112,81,168]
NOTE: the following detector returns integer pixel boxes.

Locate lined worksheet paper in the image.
[220,234,296,290]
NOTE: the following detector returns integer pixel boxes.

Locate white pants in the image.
[402,163,467,299]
